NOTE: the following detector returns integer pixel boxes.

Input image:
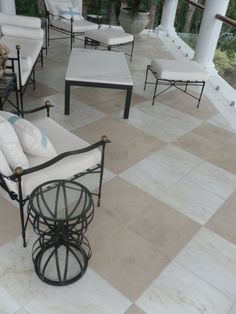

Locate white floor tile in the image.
[158,178,225,225]
[175,228,236,299]
[0,287,21,314]
[185,161,236,199]
[24,268,131,314]
[136,261,234,314]
[124,103,202,143]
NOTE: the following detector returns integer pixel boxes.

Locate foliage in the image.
[15,0,36,16]
[214,49,236,76]
[125,0,156,14]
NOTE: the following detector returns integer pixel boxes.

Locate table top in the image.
[28,180,93,222]
[65,48,133,86]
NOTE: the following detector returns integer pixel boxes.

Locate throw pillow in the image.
[58,5,84,21]
[0,115,28,169]
[0,112,57,158]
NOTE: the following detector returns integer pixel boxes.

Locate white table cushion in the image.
[1,24,44,40]
[0,13,41,29]
[21,118,101,197]
[151,59,209,81]
[85,29,134,45]
[51,18,98,32]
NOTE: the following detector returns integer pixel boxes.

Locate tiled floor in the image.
[1,31,236,313]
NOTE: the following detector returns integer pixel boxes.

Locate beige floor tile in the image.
[90,193,199,301]
[176,123,236,174]
[90,225,163,301]
[74,116,163,173]
[127,198,200,249]
[125,304,146,314]
[24,81,59,100]
[158,89,218,120]
[0,196,21,246]
[87,176,158,251]
[207,191,236,245]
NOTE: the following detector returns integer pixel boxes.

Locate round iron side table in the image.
[28,179,94,286]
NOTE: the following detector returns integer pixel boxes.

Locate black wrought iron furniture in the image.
[144,59,209,107]
[40,0,98,50]
[28,179,94,286]
[0,102,110,248]
[0,73,19,114]
[0,12,44,116]
[84,29,135,61]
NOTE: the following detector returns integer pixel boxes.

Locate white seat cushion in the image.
[0,36,43,86]
[21,118,101,197]
[51,18,98,32]
[151,59,209,81]
[85,29,134,45]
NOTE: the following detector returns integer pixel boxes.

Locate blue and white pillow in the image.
[58,5,84,21]
[0,112,57,158]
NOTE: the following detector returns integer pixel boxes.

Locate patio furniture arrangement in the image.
[0,103,110,247]
[65,48,133,119]
[0,12,44,115]
[42,0,99,49]
[144,59,209,107]
[28,179,94,286]
[84,28,134,61]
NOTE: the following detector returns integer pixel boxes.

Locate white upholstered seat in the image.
[85,29,134,45]
[22,117,101,197]
[151,59,209,81]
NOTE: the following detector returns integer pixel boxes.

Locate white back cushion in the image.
[0,116,28,170]
[58,5,84,20]
[0,112,57,158]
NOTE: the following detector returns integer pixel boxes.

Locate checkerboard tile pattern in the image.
[1,33,236,314]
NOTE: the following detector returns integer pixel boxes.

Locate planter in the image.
[119,8,149,38]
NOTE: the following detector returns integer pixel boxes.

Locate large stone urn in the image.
[0,44,10,79]
[119,8,149,38]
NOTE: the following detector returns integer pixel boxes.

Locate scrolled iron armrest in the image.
[11,101,54,117]
[10,135,111,181]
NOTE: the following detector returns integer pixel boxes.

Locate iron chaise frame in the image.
[7,45,43,117]
[144,64,206,107]
[0,103,110,248]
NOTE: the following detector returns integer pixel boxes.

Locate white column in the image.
[194,0,229,72]
[0,0,16,14]
[157,0,178,35]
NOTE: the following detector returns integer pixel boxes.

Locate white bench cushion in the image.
[85,29,134,45]
[1,24,44,40]
[0,36,43,86]
[0,13,41,30]
[151,59,209,82]
[51,18,98,32]
[21,118,101,197]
